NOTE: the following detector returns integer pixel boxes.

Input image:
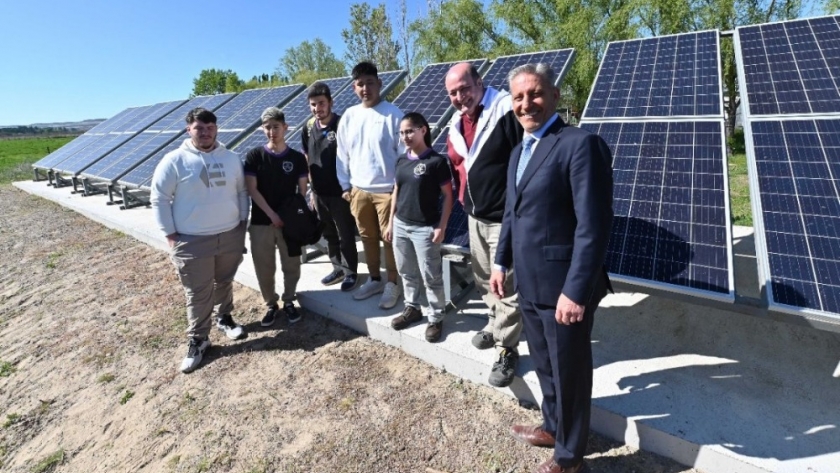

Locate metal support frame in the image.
[118,187,151,210]
[33,168,50,182]
[52,172,73,189]
[442,251,475,313]
[81,178,108,197]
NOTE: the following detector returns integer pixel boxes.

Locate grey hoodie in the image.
[150,139,249,236]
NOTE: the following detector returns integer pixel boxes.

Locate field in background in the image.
[1,136,755,226]
[0,136,74,184]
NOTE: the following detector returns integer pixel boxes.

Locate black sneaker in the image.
[180,336,211,373]
[261,305,279,327]
[340,273,359,292]
[488,348,519,388]
[321,269,344,286]
[216,314,247,340]
[283,303,302,324]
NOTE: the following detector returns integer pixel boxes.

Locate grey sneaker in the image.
[180,337,211,373]
[353,277,386,300]
[216,314,246,340]
[471,330,494,350]
[489,348,519,387]
[378,282,402,309]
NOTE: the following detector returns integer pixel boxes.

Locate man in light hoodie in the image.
[336,61,405,310]
[151,107,249,374]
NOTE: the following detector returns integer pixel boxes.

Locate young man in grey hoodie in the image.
[150,107,250,373]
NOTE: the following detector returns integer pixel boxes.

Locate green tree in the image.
[341,3,401,70]
[277,38,347,84]
[191,69,243,96]
[410,0,516,65]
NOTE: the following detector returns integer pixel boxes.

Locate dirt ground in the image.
[0,185,703,473]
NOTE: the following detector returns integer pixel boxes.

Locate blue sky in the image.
[0,0,435,126]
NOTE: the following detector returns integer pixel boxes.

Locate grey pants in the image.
[249,224,301,307]
[169,223,246,339]
[468,215,522,350]
[315,193,358,275]
[393,217,445,323]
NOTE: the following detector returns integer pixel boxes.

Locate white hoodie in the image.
[151,139,248,236]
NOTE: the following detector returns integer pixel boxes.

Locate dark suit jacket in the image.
[495,117,614,306]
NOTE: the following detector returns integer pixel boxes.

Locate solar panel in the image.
[736,15,840,320]
[217,84,305,131]
[583,31,722,119]
[280,77,352,131]
[481,49,575,92]
[230,128,264,154]
[81,94,233,182]
[52,100,186,175]
[394,61,486,129]
[580,120,733,298]
[746,118,840,315]
[33,107,140,170]
[738,15,840,116]
[285,128,305,153]
[329,70,407,116]
[116,94,238,188]
[432,126,449,155]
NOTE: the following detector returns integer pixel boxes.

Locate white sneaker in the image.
[378,282,402,309]
[180,337,211,373]
[353,277,386,300]
[216,314,246,340]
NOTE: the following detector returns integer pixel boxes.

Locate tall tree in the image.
[276,38,347,84]
[341,3,401,70]
[191,69,243,96]
[411,0,516,64]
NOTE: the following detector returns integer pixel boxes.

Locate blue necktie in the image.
[515,135,536,186]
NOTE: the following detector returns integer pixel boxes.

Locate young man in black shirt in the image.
[244,107,309,326]
[302,82,360,292]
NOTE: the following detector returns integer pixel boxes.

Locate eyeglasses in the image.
[399,128,418,137]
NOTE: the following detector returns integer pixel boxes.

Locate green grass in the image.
[0,136,75,184]
[0,360,15,377]
[119,390,135,405]
[30,449,64,473]
[728,152,753,227]
[3,413,21,428]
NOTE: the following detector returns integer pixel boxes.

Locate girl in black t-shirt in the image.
[384,112,453,343]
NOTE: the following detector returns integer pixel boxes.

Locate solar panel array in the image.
[81,94,235,183]
[583,31,722,119]
[581,30,733,300]
[51,100,187,175]
[281,77,352,131]
[394,61,486,130]
[736,15,840,319]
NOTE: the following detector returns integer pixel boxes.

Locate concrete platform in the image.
[13,180,840,473]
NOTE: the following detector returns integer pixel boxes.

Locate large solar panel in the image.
[580,121,733,298]
[736,15,840,320]
[481,49,575,92]
[738,16,840,116]
[33,107,141,170]
[394,61,486,129]
[583,31,722,119]
[81,94,233,182]
[217,84,305,132]
[116,94,239,188]
[52,100,186,175]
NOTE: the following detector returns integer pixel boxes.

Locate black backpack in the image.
[278,194,324,245]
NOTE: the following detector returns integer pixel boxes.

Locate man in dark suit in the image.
[490,63,613,473]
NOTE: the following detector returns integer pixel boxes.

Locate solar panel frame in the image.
[735,16,840,322]
[394,61,487,130]
[581,30,725,120]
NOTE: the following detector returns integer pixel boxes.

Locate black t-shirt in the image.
[394,149,452,226]
[301,114,343,197]
[244,145,308,226]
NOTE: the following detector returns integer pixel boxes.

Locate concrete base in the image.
[14,180,840,473]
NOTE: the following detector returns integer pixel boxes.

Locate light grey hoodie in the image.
[150,139,249,236]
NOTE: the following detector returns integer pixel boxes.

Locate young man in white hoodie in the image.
[336,61,405,309]
[151,107,249,374]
